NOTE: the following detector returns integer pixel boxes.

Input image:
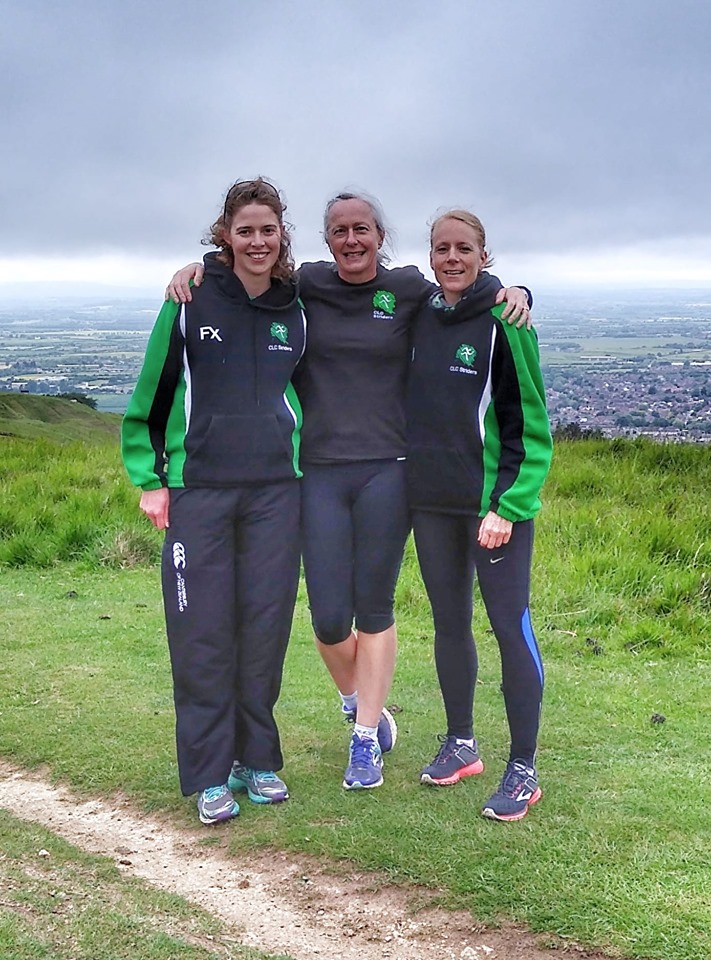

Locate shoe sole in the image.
[342,775,384,790]
[420,758,484,786]
[482,787,542,821]
[380,707,397,753]
[198,805,240,825]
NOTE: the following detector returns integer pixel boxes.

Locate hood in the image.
[203,252,300,311]
[430,270,501,325]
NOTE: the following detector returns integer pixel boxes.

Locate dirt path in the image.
[0,762,603,960]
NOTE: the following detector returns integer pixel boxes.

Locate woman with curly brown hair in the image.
[122,178,306,823]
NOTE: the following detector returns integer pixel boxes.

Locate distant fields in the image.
[1,289,710,417]
[539,334,710,365]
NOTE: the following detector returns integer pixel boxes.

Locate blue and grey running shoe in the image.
[482,760,542,822]
[228,763,289,804]
[343,733,383,789]
[197,784,240,825]
[343,705,398,753]
[420,735,484,786]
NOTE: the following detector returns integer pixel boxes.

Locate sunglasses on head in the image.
[223,179,280,220]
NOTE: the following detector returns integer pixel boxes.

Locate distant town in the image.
[536,289,711,442]
[1,288,710,442]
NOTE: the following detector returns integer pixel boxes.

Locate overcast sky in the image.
[2,0,710,293]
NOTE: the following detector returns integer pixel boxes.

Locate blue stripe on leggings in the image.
[521,606,544,687]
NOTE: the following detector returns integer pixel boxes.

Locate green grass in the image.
[1,411,710,960]
[0,437,160,568]
[2,568,710,959]
[0,811,279,960]
[0,394,121,443]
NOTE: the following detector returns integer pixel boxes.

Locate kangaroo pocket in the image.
[185,414,294,485]
[406,445,482,512]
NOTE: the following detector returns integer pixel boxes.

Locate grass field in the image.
[1,399,710,960]
[539,336,710,367]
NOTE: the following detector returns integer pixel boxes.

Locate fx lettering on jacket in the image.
[199,326,223,341]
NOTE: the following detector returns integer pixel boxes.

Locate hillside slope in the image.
[0,393,121,443]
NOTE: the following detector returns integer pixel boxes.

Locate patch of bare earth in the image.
[0,762,609,960]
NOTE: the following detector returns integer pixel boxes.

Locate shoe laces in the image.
[350,735,379,766]
[500,761,535,797]
[432,734,458,765]
[250,770,279,782]
[202,785,228,802]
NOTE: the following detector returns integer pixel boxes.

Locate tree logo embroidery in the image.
[271,322,289,345]
[372,290,396,315]
[455,344,477,367]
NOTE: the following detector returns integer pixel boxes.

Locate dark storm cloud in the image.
[1,0,709,266]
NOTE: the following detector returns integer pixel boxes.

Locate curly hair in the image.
[204,177,296,281]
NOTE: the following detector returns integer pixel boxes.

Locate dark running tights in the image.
[301,459,410,644]
[413,512,543,765]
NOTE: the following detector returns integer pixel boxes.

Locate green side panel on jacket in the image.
[492,303,552,521]
[284,381,303,478]
[121,299,181,490]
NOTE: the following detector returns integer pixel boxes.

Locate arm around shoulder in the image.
[165,263,204,303]
[496,285,533,327]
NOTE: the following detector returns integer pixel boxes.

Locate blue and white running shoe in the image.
[343,733,383,789]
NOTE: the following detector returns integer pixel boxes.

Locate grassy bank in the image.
[0,435,160,568]
[0,393,121,443]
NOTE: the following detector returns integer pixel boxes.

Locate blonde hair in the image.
[429,209,494,268]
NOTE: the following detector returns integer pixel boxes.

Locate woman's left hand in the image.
[496,287,531,330]
[478,511,513,550]
[140,487,170,530]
